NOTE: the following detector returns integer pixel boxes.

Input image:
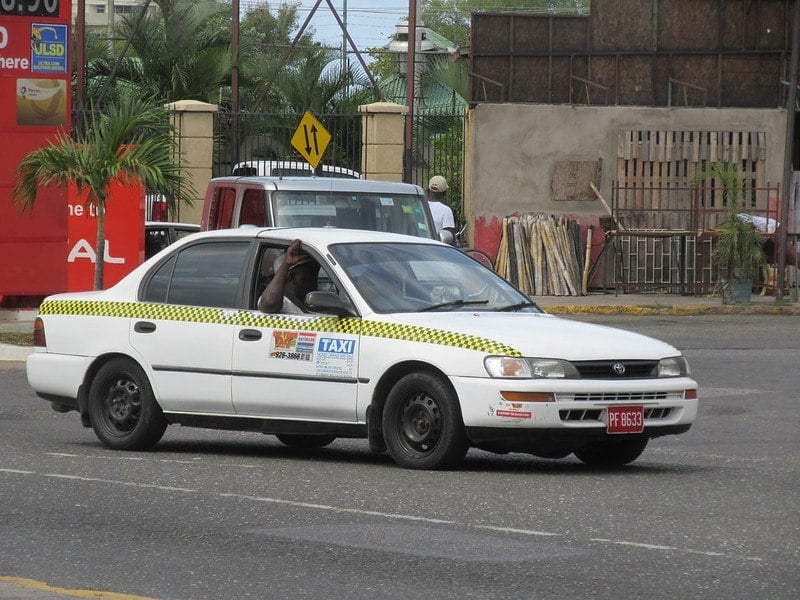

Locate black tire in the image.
[275,434,336,449]
[573,438,649,466]
[382,372,468,470]
[88,358,167,451]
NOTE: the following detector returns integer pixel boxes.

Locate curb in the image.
[0,344,33,362]
[540,304,800,316]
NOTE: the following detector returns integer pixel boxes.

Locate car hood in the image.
[387,311,680,360]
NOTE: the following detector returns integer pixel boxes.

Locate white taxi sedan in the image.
[27,228,698,470]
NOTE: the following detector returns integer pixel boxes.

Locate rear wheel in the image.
[573,438,648,466]
[275,434,336,449]
[88,358,167,450]
[382,372,468,470]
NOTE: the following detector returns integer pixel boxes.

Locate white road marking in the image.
[0,467,763,562]
[590,538,761,561]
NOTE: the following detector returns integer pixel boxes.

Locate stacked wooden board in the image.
[495,214,587,296]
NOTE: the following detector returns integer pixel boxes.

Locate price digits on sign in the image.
[0,0,60,17]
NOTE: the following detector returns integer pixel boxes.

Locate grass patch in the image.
[0,332,34,346]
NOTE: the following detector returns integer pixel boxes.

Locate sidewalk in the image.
[537,291,800,315]
[1,293,798,362]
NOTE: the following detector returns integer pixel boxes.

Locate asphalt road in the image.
[1,314,798,600]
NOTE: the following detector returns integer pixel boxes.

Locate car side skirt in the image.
[164,412,366,438]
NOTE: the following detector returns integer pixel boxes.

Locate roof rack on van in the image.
[231,160,360,179]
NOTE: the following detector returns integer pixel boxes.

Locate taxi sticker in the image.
[270,330,316,361]
[488,400,533,420]
[315,337,356,378]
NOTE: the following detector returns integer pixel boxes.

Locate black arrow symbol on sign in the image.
[303,124,320,156]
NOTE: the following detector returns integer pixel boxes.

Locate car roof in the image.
[209,176,425,195]
[184,226,443,247]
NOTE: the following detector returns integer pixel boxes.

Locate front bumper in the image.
[451,375,698,433]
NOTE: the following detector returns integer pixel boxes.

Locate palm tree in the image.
[116,0,231,103]
[12,97,192,290]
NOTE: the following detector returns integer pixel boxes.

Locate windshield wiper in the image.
[417,299,489,312]
[495,301,540,312]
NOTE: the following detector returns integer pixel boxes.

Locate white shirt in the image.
[428,200,455,235]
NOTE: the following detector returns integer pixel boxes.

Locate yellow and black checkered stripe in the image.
[38,299,521,357]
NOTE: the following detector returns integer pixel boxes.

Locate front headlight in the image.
[484,357,579,379]
[657,356,690,377]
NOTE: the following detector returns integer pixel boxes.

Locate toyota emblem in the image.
[612,362,626,375]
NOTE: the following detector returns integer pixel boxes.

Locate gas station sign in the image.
[67,179,145,292]
[0,0,71,298]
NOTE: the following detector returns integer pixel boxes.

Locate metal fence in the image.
[213,109,363,178]
[607,183,783,293]
[212,108,466,222]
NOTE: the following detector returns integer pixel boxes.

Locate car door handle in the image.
[134,321,157,333]
[238,329,262,341]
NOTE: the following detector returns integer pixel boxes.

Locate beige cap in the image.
[428,175,449,193]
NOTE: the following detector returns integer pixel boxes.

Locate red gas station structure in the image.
[1,0,143,306]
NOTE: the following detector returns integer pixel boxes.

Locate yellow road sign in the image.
[291,112,331,169]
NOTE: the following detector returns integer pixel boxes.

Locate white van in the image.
[231,160,360,179]
[200,176,438,240]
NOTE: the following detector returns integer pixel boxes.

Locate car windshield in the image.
[329,242,541,314]
[272,192,433,239]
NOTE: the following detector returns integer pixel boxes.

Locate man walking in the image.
[427,175,456,243]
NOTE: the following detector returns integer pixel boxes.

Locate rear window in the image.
[272,191,433,238]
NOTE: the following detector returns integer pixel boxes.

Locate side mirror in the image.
[305,291,356,317]
[439,230,454,245]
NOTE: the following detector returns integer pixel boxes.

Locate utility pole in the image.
[341,0,348,76]
[404,0,419,183]
[76,0,85,133]
[232,0,240,166]
[778,0,800,301]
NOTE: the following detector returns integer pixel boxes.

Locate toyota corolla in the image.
[27,228,698,469]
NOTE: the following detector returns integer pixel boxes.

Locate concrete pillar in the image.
[358,102,406,182]
[166,99,218,224]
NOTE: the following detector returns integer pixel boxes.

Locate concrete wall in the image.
[465,103,788,255]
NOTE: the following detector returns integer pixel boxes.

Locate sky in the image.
[243,1,409,56]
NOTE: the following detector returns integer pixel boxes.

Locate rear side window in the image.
[240,188,267,226]
[208,187,236,229]
[142,242,250,308]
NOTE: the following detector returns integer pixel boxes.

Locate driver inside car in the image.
[258,239,320,314]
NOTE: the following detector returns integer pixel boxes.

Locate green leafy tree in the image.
[13,97,192,290]
[115,0,232,103]
[238,2,320,110]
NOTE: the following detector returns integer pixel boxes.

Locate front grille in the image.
[573,360,658,379]
[560,407,674,422]
[558,391,670,402]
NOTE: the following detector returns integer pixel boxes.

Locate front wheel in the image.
[88,358,167,451]
[573,438,648,466]
[382,372,468,470]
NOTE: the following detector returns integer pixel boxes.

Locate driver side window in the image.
[251,244,350,312]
